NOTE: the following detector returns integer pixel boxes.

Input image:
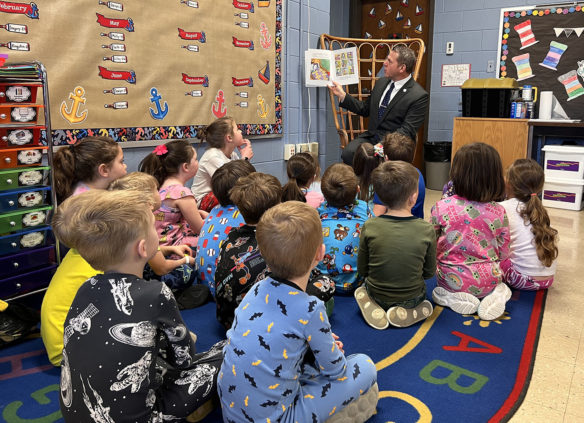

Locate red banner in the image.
[98,66,136,84]
[232,77,253,87]
[232,36,254,50]
[178,28,206,42]
[233,0,253,11]
[96,13,134,32]
[0,1,38,18]
[181,73,209,86]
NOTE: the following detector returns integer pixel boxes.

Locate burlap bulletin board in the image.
[0,0,282,144]
[497,4,584,121]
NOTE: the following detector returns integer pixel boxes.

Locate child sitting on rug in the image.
[140,140,207,248]
[191,116,254,211]
[356,161,436,329]
[499,159,558,290]
[218,201,378,423]
[431,142,511,321]
[197,160,255,296]
[53,190,224,423]
[215,173,336,330]
[282,152,323,207]
[372,132,426,219]
[316,163,370,294]
[108,172,196,291]
[353,142,384,211]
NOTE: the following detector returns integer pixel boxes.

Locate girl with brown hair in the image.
[499,159,558,290]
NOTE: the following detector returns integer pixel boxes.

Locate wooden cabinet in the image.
[452,117,529,171]
[0,62,57,301]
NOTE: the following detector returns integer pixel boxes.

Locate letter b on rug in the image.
[419,360,488,394]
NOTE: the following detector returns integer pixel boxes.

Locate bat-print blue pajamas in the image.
[218,276,377,423]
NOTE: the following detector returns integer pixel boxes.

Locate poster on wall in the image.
[0,0,283,145]
[497,4,584,121]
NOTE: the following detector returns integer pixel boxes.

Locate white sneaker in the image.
[478,283,512,321]
[432,287,480,315]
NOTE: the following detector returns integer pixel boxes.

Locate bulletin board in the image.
[0,0,283,145]
[497,4,584,121]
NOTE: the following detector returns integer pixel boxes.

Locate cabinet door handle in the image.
[10,242,17,248]
[9,221,16,226]
[12,262,19,268]
[15,283,22,289]
[6,178,13,184]
[8,200,15,206]
[4,157,11,164]
[1,136,7,141]
[0,114,6,119]
[0,92,5,97]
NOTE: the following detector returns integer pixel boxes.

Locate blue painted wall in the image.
[428,0,568,142]
[121,0,341,183]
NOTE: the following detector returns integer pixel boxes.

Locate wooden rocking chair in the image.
[319,34,425,149]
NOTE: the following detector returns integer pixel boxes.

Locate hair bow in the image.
[153,144,168,156]
[373,143,384,158]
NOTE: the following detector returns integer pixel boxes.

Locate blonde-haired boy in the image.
[53,190,223,423]
[109,172,197,291]
[219,201,378,423]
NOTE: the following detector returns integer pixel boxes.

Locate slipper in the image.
[325,382,379,423]
[478,283,512,321]
[432,286,480,315]
[354,286,389,330]
[387,300,433,327]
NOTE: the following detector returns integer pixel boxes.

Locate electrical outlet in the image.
[487,60,495,73]
[446,42,454,55]
[309,142,319,155]
[284,144,296,160]
[297,143,310,153]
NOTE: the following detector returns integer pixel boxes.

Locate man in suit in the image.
[329,45,429,166]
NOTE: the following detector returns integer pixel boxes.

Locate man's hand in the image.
[328,81,346,102]
[239,139,254,160]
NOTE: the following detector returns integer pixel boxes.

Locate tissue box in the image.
[542,145,584,180]
[542,177,584,211]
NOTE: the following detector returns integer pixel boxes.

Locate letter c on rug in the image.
[378,390,432,422]
[419,360,489,394]
[2,384,62,422]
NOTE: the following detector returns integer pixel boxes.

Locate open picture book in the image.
[304,47,359,87]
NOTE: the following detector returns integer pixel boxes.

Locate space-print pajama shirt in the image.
[218,276,377,423]
[59,272,224,423]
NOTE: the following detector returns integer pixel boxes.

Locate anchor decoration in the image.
[258,61,270,84]
[212,90,227,118]
[257,94,269,118]
[61,86,88,124]
[0,1,39,19]
[259,22,272,49]
[96,14,134,32]
[149,87,168,120]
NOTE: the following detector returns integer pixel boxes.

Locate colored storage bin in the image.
[0,226,52,256]
[0,84,40,103]
[0,245,54,278]
[0,146,47,169]
[0,104,43,124]
[0,126,44,148]
[0,264,57,299]
[542,145,584,180]
[0,205,51,233]
[0,186,50,212]
[542,177,584,211]
[0,166,50,191]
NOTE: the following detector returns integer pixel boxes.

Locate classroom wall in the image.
[121,0,340,182]
[428,0,568,143]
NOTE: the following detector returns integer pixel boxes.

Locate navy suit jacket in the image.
[339,76,429,142]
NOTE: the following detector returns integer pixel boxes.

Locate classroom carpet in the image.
[0,278,546,423]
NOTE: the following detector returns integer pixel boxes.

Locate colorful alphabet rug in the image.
[0,278,546,422]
